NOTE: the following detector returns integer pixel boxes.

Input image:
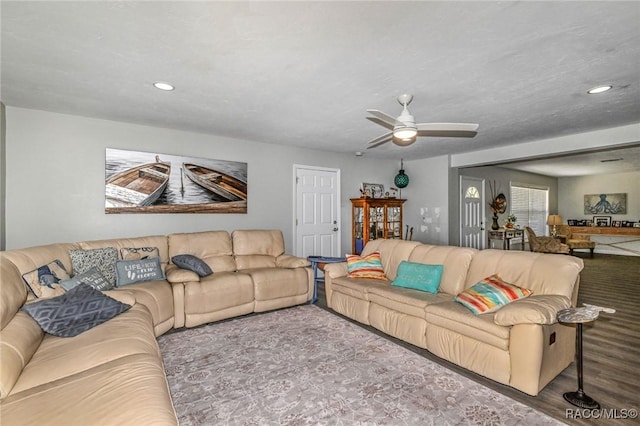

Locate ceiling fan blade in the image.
[416,123,479,138]
[367,109,401,127]
[367,132,393,149]
[416,123,479,132]
[366,116,394,130]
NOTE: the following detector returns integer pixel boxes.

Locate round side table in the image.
[557,307,601,409]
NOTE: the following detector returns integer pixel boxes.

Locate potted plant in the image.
[505,213,517,229]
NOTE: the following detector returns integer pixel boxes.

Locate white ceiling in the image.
[2,1,640,174]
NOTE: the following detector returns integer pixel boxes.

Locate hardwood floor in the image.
[316,252,640,425]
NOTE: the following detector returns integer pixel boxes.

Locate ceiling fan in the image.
[366,94,479,149]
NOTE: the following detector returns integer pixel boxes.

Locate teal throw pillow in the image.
[392,261,443,294]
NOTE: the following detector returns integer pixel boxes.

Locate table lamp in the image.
[547,214,562,237]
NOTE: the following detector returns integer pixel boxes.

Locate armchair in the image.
[556,225,596,257]
[525,227,570,254]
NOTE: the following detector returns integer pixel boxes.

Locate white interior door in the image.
[293,165,340,258]
[460,176,485,249]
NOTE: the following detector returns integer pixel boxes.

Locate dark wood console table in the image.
[568,226,640,237]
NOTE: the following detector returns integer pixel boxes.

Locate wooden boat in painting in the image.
[105,156,171,207]
[182,163,247,201]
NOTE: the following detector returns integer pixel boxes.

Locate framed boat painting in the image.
[105,148,247,214]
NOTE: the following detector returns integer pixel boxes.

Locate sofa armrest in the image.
[103,290,136,306]
[323,262,348,278]
[276,254,311,268]
[164,264,199,283]
[494,295,572,326]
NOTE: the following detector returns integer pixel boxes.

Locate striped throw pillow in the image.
[346,251,387,280]
[455,274,532,315]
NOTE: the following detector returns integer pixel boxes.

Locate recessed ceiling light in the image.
[587,85,612,94]
[153,81,175,91]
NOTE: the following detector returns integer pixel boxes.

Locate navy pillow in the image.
[21,284,131,337]
[171,254,213,277]
[391,261,443,294]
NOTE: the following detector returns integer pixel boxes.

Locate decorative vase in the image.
[394,159,409,189]
[491,214,500,230]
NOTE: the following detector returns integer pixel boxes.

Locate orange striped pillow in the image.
[346,251,387,280]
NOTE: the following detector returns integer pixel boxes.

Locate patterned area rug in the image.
[158,305,563,425]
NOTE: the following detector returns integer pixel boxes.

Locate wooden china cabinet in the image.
[351,198,406,254]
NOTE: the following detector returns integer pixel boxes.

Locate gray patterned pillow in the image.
[171,254,213,277]
[21,284,131,337]
[115,257,165,287]
[59,267,113,292]
[69,247,118,286]
[120,247,160,261]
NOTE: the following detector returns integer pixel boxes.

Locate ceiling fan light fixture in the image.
[393,127,418,140]
[393,137,416,147]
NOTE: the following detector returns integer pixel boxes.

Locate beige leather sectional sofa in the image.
[0,229,312,425]
[324,239,584,396]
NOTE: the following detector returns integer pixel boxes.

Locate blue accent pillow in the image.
[171,254,213,277]
[391,261,443,294]
[115,257,165,287]
[21,284,131,337]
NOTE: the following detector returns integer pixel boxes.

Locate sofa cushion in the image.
[426,301,511,350]
[70,247,119,286]
[493,294,572,326]
[21,260,70,298]
[346,252,386,280]
[1,354,178,425]
[392,261,443,293]
[59,267,112,291]
[464,249,583,300]
[368,285,453,319]
[455,274,532,315]
[120,246,160,260]
[330,276,388,301]
[168,230,236,273]
[361,239,422,280]
[115,257,165,287]
[171,254,213,277]
[21,284,131,338]
[0,311,44,398]
[408,245,477,296]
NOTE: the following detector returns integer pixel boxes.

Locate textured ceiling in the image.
[2,1,640,169]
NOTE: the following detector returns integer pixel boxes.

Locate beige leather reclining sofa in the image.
[324,239,584,396]
[0,229,312,425]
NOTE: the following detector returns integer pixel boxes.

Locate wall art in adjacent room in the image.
[105,148,247,214]
[584,193,626,215]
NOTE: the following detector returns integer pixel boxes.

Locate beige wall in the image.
[4,107,402,254]
[558,171,640,223]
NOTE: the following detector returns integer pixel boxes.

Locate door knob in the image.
[333,227,339,232]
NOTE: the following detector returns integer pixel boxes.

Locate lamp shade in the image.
[546,215,562,226]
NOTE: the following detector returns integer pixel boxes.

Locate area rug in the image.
[158,305,563,425]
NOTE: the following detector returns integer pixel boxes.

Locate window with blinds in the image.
[510,184,549,236]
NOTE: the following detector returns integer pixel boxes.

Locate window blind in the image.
[511,184,549,236]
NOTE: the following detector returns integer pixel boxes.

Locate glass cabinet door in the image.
[353,205,364,254]
[387,206,401,239]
